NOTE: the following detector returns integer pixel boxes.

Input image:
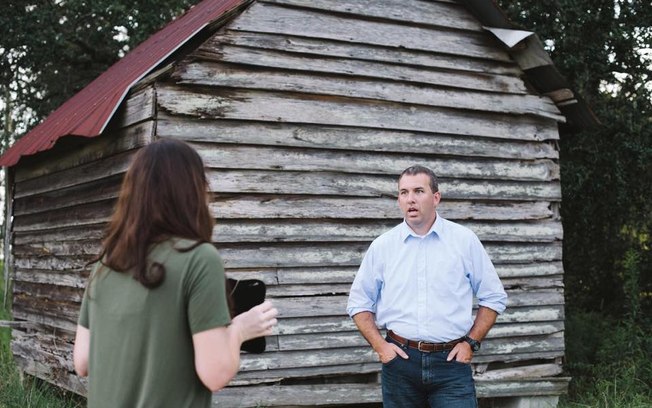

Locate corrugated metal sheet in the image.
[0,0,248,167]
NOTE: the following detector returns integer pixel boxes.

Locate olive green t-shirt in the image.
[78,239,231,408]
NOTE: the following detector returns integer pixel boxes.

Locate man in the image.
[347,165,507,408]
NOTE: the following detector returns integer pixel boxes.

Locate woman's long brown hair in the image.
[95,138,214,288]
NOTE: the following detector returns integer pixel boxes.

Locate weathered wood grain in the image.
[231,2,511,61]
[212,378,569,406]
[13,200,113,232]
[110,86,156,129]
[210,196,554,220]
[211,219,562,243]
[175,62,562,120]
[13,241,561,271]
[14,150,133,199]
[205,171,561,200]
[14,122,152,184]
[14,224,105,245]
[261,0,483,31]
[157,117,559,160]
[197,42,528,96]
[193,144,559,182]
[210,31,522,75]
[14,176,121,217]
[157,86,560,142]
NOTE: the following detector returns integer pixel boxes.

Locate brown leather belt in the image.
[387,330,463,352]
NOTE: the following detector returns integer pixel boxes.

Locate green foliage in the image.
[561,311,652,408]
[0,0,195,151]
[499,0,652,317]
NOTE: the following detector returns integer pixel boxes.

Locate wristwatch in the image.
[463,335,481,352]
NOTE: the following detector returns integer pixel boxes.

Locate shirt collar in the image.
[400,212,444,241]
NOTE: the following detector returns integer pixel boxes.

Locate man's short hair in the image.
[399,165,439,193]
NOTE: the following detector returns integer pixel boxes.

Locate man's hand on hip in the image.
[377,341,409,363]
[447,341,473,363]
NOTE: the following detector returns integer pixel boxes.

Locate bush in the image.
[561,310,652,408]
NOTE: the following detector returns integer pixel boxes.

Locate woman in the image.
[73,138,277,407]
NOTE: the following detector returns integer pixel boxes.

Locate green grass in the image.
[558,311,652,408]
[0,272,85,408]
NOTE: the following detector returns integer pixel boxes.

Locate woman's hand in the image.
[230,300,278,342]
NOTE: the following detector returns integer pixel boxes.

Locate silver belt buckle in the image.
[417,341,431,352]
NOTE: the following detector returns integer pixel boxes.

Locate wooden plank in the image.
[211,31,522,75]
[13,270,87,288]
[210,219,563,243]
[215,242,562,269]
[14,175,121,217]
[236,335,563,372]
[475,363,563,381]
[502,275,564,290]
[14,224,105,245]
[205,171,562,201]
[269,290,562,319]
[14,121,152,183]
[13,200,113,232]
[9,305,564,359]
[157,117,559,160]
[266,275,563,298]
[271,330,563,355]
[13,240,561,270]
[175,62,562,120]
[110,86,156,129]
[274,316,563,337]
[157,86,560,142]
[11,330,87,395]
[231,2,512,61]
[14,179,563,230]
[212,379,569,406]
[13,281,84,303]
[193,144,560,182]
[475,378,569,397]
[230,363,382,385]
[191,44,528,96]
[210,196,554,220]
[261,0,483,31]
[227,262,563,286]
[14,150,133,199]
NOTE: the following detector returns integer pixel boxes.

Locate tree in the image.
[0,0,195,152]
[497,0,651,316]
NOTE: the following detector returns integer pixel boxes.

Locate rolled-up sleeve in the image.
[347,242,382,317]
[468,234,507,314]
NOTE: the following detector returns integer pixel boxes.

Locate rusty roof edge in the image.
[99,21,216,135]
[459,0,600,129]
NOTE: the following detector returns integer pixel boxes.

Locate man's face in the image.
[398,173,441,234]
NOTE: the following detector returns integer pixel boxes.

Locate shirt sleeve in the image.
[347,240,383,317]
[184,243,232,334]
[78,263,100,329]
[78,284,90,329]
[468,234,508,314]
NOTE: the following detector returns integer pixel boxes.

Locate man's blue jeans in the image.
[381,336,478,408]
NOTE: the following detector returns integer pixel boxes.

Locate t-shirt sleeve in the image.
[184,243,232,334]
[78,263,99,329]
[78,285,90,329]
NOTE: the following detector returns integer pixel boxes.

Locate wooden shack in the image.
[1,0,598,406]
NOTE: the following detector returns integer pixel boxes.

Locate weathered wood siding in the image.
[8,0,568,405]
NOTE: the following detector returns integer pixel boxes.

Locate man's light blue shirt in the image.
[347,213,507,343]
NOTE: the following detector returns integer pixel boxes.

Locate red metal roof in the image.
[0,0,247,167]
